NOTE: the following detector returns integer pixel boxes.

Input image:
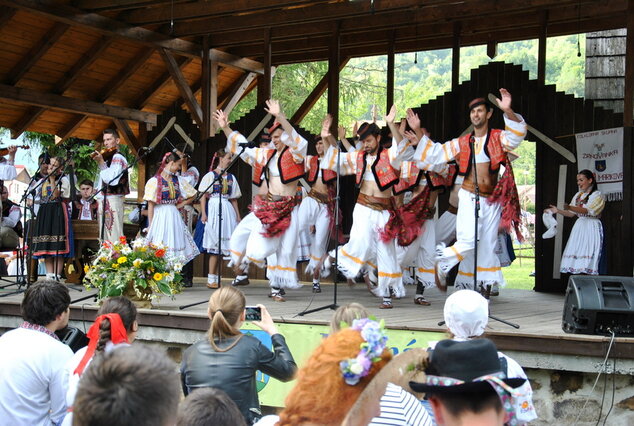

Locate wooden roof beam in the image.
[9,36,114,139]
[98,48,155,102]
[0,6,16,28]
[113,118,140,153]
[75,0,187,12]
[0,83,158,124]
[221,72,258,116]
[159,48,203,127]
[5,22,70,86]
[135,56,194,109]
[57,116,88,143]
[1,0,200,57]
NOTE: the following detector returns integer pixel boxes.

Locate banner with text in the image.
[575,127,623,201]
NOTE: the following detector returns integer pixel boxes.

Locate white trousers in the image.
[297,196,331,277]
[398,219,436,290]
[335,203,403,298]
[435,210,457,246]
[441,189,505,289]
[97,195,124,243]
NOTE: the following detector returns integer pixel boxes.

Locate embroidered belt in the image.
[357,193,394,211]
[462,178,495,198]
[307,188,330,204]
[447,204,458,215]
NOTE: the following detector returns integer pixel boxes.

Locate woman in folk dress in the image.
[547,169,605,275]
[143,152,199,264]
[198,149,242,289]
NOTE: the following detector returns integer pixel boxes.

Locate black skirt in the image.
[32,201,74,258]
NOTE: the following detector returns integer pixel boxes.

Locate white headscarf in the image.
[443,290,489,340]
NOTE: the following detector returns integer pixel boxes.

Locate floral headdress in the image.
[339,318,388,386]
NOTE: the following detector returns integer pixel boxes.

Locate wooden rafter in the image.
[113,118,140,153]
[0,83,157,124]
[159,48,203,126]
[98,48,155,102]
[10,36,114,139]
[58,116,88,142]
[135,56,194,109]
[5,22,69,86]
[75,0,186,12]
[0,6,16,28]
[221,72,258,116]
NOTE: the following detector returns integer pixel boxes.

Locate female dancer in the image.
[32,156,73,280]
[62,296,138,426]
[143,152,199,264]
[198,149,242,289]
[547,169,605,275]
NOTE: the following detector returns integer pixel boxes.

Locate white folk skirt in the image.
[147,204,199,264]
[560,216,603,275]
[203,195,239,256]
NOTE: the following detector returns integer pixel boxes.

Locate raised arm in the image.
[384,105,402,142]
[265,99,307,162]
[337,124,354,152]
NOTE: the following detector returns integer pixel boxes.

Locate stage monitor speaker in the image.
[562,275,634,337]
[56,326,89,353]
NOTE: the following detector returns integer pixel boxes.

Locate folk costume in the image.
[560,190,605,275]
[95,151,129,243]
[414,112,527,291]
[32,175,74,259]
[179,165,200,233]
[225,128,307,291]
[322,135,410,305]
[71,197,98,221]
[143,156,199,264]
[435,175,462,247]
[1,198,22,248]
[297,154,338,289]
[199,169,241,256]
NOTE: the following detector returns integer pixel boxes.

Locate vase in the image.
[123,280,153,309]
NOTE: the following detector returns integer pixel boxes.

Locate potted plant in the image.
[83,236,184,308]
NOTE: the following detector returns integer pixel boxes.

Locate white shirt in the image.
[369,383,434,426]
[0,326,73,426]
[2,203,21,228]
[95,152,129,199]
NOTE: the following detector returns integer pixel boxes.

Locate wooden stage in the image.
[1,279,633,360]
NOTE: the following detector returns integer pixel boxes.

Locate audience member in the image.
[177,387,247,426]
[276,318,392,425]
[443,290,537,423]
[180,286,296,424]
[0,279,73,425]
[72,344,180,426]
[410,338,526,426]
[62,296,138,426]
[330,302,370,333]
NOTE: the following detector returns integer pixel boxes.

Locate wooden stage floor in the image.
[1,278,633,359]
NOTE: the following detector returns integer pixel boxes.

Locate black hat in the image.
[258,130,271,145]
[356,122,381,140]
[409,339,525,394]
[468,97,490,111]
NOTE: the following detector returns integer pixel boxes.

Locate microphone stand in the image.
[298,140,341,316]
[89,148,153,242]
[179,145,247,310]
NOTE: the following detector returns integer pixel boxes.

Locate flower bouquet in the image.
[83,236,184,307]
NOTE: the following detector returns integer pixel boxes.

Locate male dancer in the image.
[214,100,306,301]
[322,107,410,309]
[297,116,339,293]
[93,129,129,243]
[407,89,526,292]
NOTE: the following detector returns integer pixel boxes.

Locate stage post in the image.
[624,1,634,126]
[201,35,212,140]
[537,10,548,86]
[257,28,272,105]
[386,30,395,114]
[451,22,461,92]
[328,21,340,131]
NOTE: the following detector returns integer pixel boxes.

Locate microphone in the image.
[237,140,257,148]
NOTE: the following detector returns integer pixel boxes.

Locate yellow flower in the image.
[140,246,147,252]
[83,265,89,273]
[153,272,163,281]
[133,259,143,268]
[112,263,119,269]
[117,256,127,264]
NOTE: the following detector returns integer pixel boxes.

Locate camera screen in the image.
[245,306,261,321]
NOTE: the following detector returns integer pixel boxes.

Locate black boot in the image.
[182,260,194,287]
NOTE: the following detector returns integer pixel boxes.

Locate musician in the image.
[0,185,21,248]
[71,180,98,221]
[32,157,73,281]
[92,129,129,243]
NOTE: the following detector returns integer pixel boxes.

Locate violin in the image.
[90,147,118,162]
[0,145,28,156]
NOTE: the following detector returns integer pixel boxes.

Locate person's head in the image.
[95,296,138,352]
[268,122,284,151]
[207,286,246,352]
[577,169,598,194]
[72,345,180,426]
[49,156,64,175]
[21,279,70,329]
[258,130,272,148]
[278,319,392,425]
[356,122,381,155]
[162,152,182,174]
[79,180,94,200]
[468,98,493,130]
[209,149,231,172]
[315,135,326,157]
[330,302,369,334]
[443,290,488,340]
[38,153,50,172]
[1,185,8,202]
[176,387,247,426]
[409,339,525,426]
[103,129,120,150]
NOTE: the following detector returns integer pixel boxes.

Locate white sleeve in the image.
[226,131,259,165]
[178,176,198,199]
[182,167,200,187]
[280,128,308,163]
[49,345,74,424]
[60,176,71,199]
[229,174,242,199]
[99,154,127,186]
[413,135,461,171]
[321,145,357,176]
[199,172,214,194]
[143,178,159,203]
[500,113,528,152]
[0,163,17,181]
[2,205,20,228]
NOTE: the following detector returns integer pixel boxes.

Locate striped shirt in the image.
[369,382,434,426]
